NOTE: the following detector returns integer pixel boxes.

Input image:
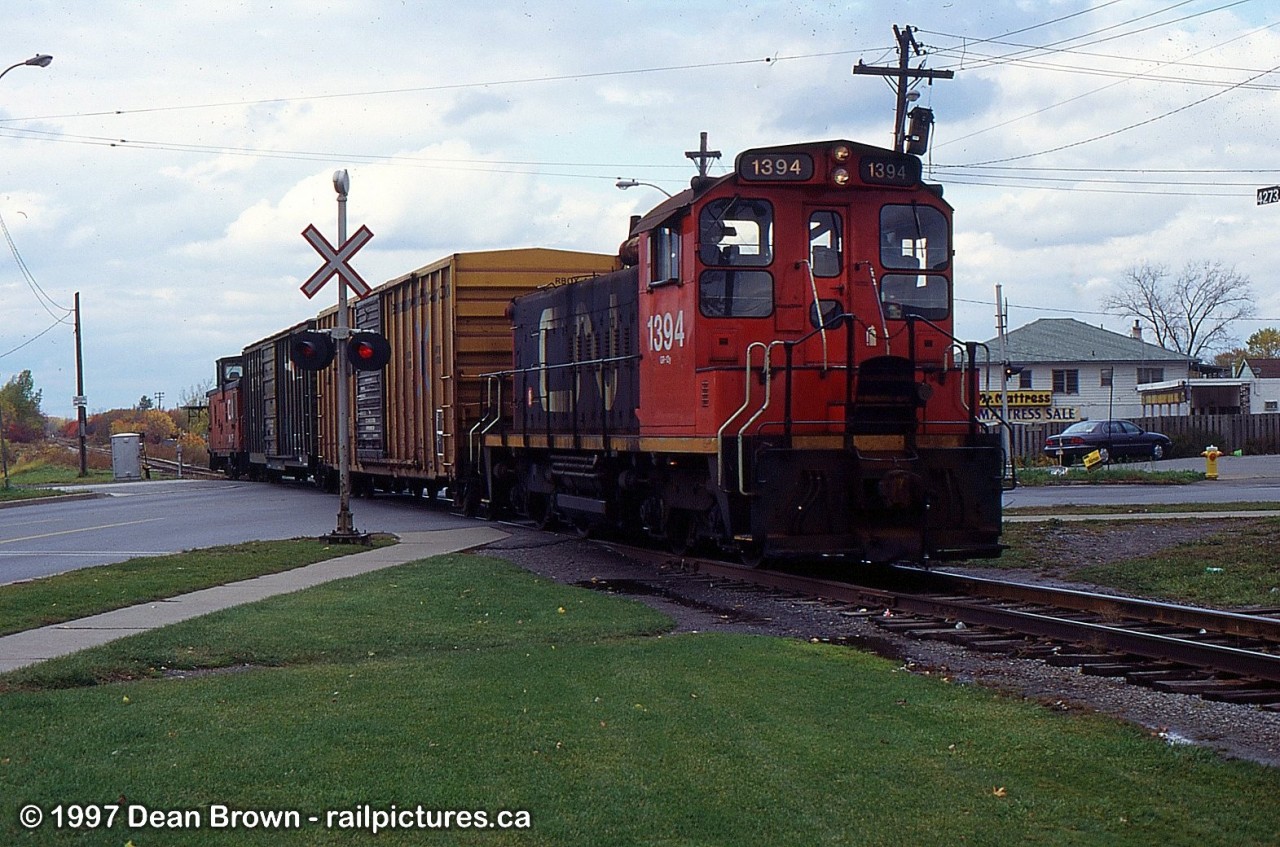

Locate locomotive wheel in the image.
[527,492,557,530]
[739,542,767,569]
[666,510,698,556]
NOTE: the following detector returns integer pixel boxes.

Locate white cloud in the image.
[2,1,1277,413]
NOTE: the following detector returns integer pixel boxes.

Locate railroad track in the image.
[598,543,1280,709]
[142,455,223,480]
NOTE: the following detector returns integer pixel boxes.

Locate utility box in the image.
[111,432,142,480]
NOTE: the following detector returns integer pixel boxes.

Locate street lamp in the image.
[615,178,673,198]
[0,54,53,82]
[0,52,69,471]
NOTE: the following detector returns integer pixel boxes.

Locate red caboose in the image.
[481,138,1004,565]
[206,356,246,478]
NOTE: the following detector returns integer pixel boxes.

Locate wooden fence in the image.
[1004,413,1280,464]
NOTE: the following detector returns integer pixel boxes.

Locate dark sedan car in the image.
[1044,419,1172,465]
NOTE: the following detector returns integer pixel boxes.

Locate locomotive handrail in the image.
[866,263,890,356]
[715,340,769,492]
[777,311,854,439]
[736,340,786,496]
[796,259,829,371]
[476,353,641,381]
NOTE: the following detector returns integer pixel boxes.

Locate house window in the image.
[1018,370,1032,389]
[1052,369,1079,395]
[1137,367,1164,384]
[1267,401,1279,412]
[1100,367,1113,388]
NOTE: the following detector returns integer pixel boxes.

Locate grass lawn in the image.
[0,539,393,637]
[1,554,1276,846]
[974,519,1280,608]
[1015,467,1203,485]
[1004,501,1280,516]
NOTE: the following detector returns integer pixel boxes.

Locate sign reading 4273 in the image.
[1258,185,1280,206]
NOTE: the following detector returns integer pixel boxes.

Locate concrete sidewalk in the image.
[0,526,507,674]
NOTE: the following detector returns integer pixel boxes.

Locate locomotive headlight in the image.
[831,144,852,163]
[832,167,851,187]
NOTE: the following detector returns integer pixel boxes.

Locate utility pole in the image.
[74,292,88,477]
[854,24,954,153]
[685,131,721,179]
[995,284,1013,475]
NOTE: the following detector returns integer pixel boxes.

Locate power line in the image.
[0,315,67,360]
[0,49,862,125]
[954,55,1280,167]
[922,5,1280,151]
[0,211,73,322]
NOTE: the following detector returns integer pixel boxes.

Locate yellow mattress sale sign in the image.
[978,391,1078,423]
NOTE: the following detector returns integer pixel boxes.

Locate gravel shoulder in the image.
[479,525,1280,770]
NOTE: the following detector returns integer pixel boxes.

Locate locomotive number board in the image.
[859,155,921,186]
[737,152,815,182]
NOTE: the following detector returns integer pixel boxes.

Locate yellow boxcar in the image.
[315,248,619,498]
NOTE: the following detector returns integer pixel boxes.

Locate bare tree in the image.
[1104,260,1255,359]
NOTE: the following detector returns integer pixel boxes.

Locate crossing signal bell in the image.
[347,331,391,371]
[289,330,335,371]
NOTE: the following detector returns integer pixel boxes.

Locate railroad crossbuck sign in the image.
[300,223,374,299]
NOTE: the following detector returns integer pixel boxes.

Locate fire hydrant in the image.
[1202,444,1223,480]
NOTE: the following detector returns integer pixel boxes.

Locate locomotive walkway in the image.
[0,525,508,673]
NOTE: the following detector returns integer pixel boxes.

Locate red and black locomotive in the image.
[476,139,1005,564]
[210,137,1006,566]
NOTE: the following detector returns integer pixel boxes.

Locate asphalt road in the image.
[6,454,1280,585]
[1005,454,1280,509]
[0,479,474,585]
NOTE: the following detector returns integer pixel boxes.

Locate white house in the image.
[1235,358,1280,413]
[981,318,1197,423]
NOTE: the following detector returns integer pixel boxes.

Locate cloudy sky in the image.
[3,1,1279,415]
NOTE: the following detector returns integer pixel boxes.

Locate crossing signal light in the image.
[346,331,391,371]
[289,330,335,371]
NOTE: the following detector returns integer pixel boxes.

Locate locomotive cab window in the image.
[809,210,842,277]
[699,198,773,267]
[649,223,681,287]
[880,274,949,320]
[700,270,773,318]
[880,204,949,270]
[810,299,843,329]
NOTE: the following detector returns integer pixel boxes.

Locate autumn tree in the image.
[110,409,177,444]
[0,370,46,443]
[1104,260,1255,359]
[1211,327,1280,371]
[1245,327,1280,358]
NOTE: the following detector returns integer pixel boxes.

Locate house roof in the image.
[1239,357,1280,378]
[983,318,1193,365]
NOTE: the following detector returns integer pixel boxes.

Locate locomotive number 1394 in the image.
[647,310,686,363]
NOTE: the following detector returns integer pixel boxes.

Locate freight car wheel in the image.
[460,479,483,518]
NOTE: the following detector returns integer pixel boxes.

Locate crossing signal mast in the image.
[853,24,954,155]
